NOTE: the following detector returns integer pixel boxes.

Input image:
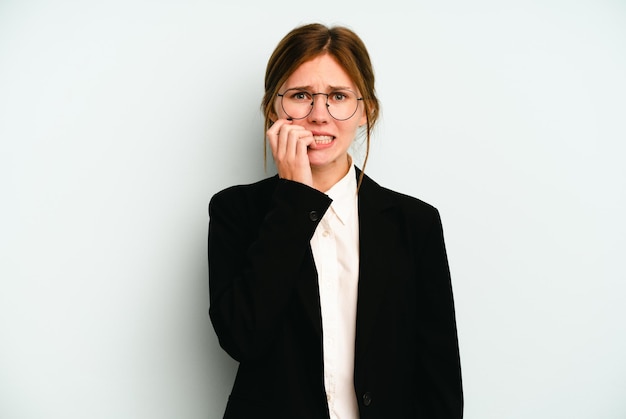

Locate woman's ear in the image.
[269,108,278,124]
[359,110,367,127]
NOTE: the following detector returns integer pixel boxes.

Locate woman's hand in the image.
[266,119,315,188]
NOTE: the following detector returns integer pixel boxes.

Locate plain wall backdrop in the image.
[1,1,625,418]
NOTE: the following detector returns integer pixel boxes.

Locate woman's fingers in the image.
[266,119,314,186]
[266,119,289,157]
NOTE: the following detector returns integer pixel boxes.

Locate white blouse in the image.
[310,162,360,419]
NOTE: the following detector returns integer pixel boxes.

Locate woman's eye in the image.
[291,91,310,101]
[332,92,347,101]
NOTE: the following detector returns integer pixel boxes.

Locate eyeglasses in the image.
[277,88,363,121]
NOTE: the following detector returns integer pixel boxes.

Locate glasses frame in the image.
[276,89,364,121]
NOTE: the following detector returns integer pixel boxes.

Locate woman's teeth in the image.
[313,135,333,144]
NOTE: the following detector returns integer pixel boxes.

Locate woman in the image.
[208,23,463,419]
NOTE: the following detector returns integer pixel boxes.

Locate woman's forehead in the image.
[282,55,356,90]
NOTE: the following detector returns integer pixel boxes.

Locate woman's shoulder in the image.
[359,172,439,217]
[360,175,445,241]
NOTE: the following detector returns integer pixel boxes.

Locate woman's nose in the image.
[308,94,329,122]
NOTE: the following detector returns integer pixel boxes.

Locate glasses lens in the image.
[326,90,359,120]
[280,89,359,121]
[280,89,313,120]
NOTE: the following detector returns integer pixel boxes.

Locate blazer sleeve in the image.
[415,209,463,418]
[208,179,331,362]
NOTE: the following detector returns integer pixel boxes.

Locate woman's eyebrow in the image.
[284,85,354,91]
[328,85,353,91]
[284,85,312,91]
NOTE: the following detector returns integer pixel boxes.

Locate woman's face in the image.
[274,54,366,172]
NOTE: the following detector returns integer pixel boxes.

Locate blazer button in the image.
[309,211,319,222]
[362,392,372,407]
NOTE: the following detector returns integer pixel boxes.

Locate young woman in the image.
[208,23,463,419]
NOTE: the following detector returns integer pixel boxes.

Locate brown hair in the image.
[261,23,380,187]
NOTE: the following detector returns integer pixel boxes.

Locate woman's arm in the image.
[208,179,331,362]
[415,209,463,418]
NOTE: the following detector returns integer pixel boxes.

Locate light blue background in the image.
[1,1,625,418]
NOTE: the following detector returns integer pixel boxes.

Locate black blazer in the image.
[208,169,463,419]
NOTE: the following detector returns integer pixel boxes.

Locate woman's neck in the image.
[311,154,351,192]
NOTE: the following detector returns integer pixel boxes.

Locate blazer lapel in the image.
[355,170,401,351]
[296,247,323,336]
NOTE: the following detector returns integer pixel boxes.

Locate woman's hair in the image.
[261,23,380,185]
